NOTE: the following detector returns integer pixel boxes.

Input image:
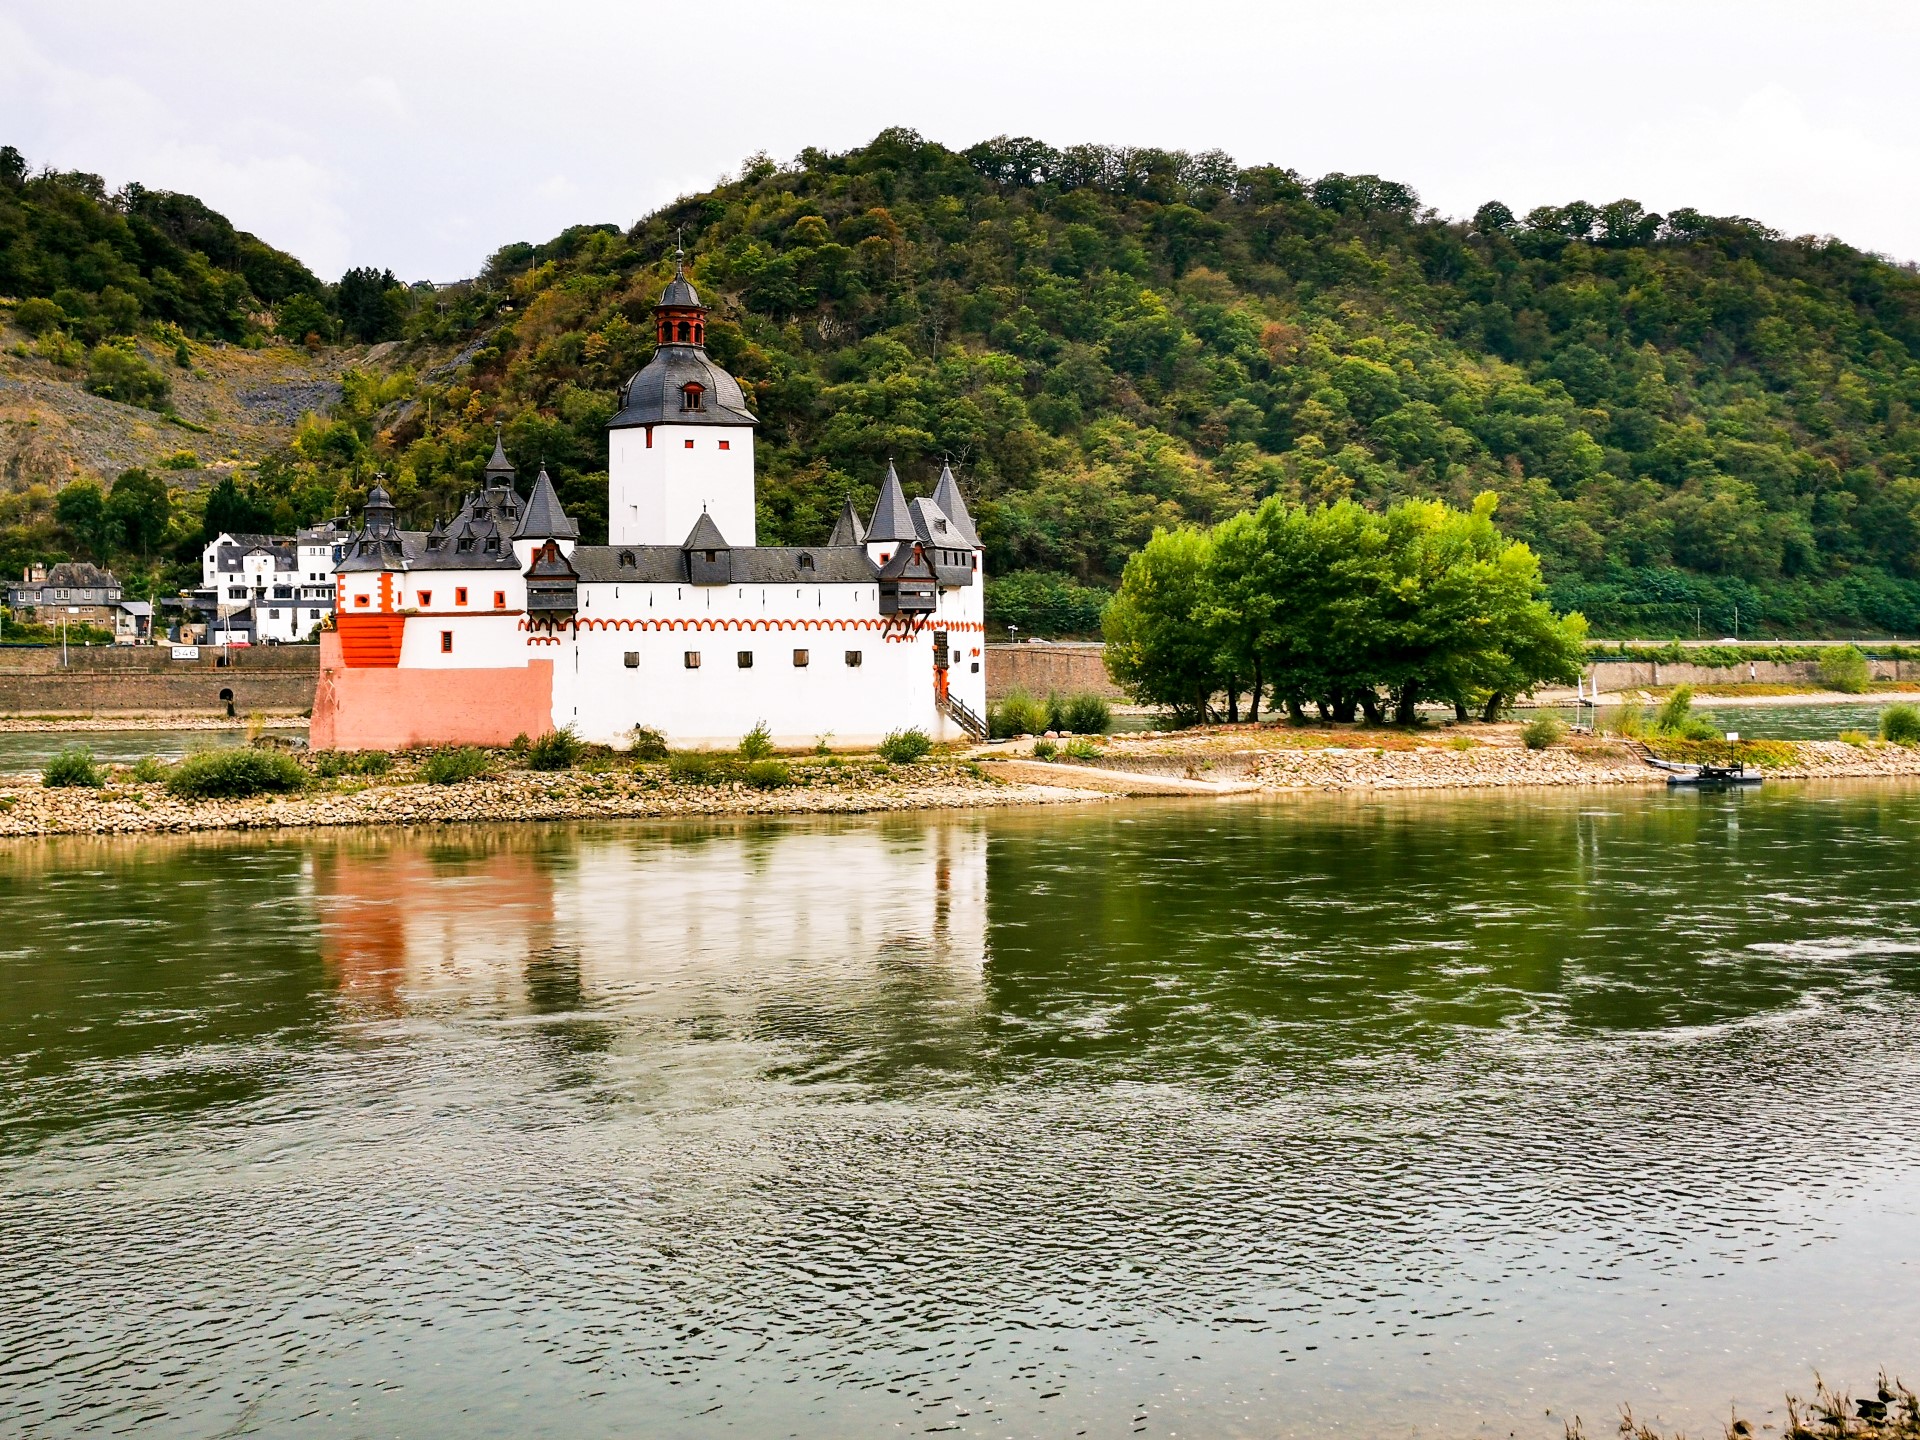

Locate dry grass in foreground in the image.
[1568,1372,1918,1440]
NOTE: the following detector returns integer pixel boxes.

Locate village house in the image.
[8,561,151,642]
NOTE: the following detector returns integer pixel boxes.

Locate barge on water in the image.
[1637,734,1764,789]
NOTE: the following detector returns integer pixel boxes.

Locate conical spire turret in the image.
[866,459,914,544]
[484,423,515,485]
[931,459,979,548]
[516,463,579,541]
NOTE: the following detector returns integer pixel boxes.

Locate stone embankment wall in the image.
[1591,657,1918,691]
[986,642,1920,703]
[986,642,1124,700]
[0,645,318,716]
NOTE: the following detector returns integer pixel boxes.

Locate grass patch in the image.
[166,747,308,799]
[1646,736,1799,770]
[311,749,389,778]
[667,751,737,785]
[128,755,167,783]
[743,759,791,789]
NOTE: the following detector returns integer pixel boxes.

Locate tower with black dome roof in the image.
[606,259,758,548]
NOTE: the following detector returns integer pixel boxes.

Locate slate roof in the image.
[516,466,578,540]
[931,461,980,548]
[658,265,701,309]
[336,478,525,574]
[826,496,866,547]
[681,510,729,550]
[866,461,915,542]
[570,544,877,585]
[609,345,757,429]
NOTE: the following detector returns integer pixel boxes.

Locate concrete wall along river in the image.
[0,645,320,716]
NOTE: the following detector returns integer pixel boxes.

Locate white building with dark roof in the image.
[199,521,348,643]
[312,264,987,751]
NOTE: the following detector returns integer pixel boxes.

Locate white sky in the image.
[4,0,1917,282]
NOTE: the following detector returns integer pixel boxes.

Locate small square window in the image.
[793,648,809,667]
[737,650,753,668]
[440,631,453,653]
[845,650,863,667]
[455,587,468,605]
[684,438,695,449]
[624,651,639,668]
[719,440,730,451]
[493,591,505,609]
[970,661,980,673]
[684,651,701,669]
[418,589,432,606]
[355,594,369,607]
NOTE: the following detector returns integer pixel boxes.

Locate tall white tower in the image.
[606,263,758,547]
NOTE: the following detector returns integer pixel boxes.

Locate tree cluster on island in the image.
[6,132,1920,638]
[1104,492,1586,725]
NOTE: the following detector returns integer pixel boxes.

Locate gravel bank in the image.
[0,763,1105,839]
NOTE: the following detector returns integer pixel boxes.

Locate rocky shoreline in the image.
[0,761,1105,839]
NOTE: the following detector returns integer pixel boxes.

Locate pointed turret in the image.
[682,508,731,584]
[363,480,397,537]
[827,494,867,547]
[484,423,515,486]
[516,464,579,541]
[931,460,980,548]
[866,460,914,544]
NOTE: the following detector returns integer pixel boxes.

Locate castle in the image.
[310,265,988,751]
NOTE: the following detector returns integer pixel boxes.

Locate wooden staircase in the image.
[942,692,988,741]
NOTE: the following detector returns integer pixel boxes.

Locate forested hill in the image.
[12,131,1920,636]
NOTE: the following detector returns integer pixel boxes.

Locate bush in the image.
[165,747,308,799]
[42,746,102,788]
[668,750,736,785]
[1840,729,1873,747]
[1817,645,1873,694]
[1447,734,1478,751]
[629,725,669,761]
[418,746,490,784]
[1051,692,1113,734]
[1521,714,1566,750]
[743,759,791,789]
[989,688,1049,739]
[1653,686,1696,733]
[508,732,530,754]
[129,755,166,783]
[1605,701,1646,738]
[738,721,775,760]
[1882,703,1920,745]
[1062,736,1102,761]
[526,727,584,771]
[877,727,933,764]
[1031,738,1058,759]
[14,297,65,336]
[85,342,172,410]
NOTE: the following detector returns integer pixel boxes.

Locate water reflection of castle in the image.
[310,821,988,1011]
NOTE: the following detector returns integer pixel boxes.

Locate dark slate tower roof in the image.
[516,465,578,540]
[826,495,867,547]
[866,461,915,543]
[931,460,980,548]
[484,423,515,484]
[682,510,729,550]
[608,263,757,431]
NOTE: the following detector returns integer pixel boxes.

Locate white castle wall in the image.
[545,576,986,748]
[608,424,757,547]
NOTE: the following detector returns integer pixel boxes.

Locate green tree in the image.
[1103,526,1228,723]
[201,475,275,540]
[56,480,115,561]
[335,267,407,342]
[84,343,171,410]
[108,468,172,557]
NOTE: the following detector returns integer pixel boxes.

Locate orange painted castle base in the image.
[310,631,555,751]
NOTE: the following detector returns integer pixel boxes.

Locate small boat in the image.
[1632,739,1763,789]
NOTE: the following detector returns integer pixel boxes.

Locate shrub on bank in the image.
[1050,692,1113,734]
[877,728,933,764]
[1652,686,1722,740]
[989,689,1049,738]
[1521,714,1566,750]
[667,750,735,785]
[743,759,791,789]
[1818,644,1873,694]
[526,727,584,771]
[1840,729,1873,747]
[42,747,102,788]
[1031,738,1058,759]
[629,725,669,761]
[1882,703,1920,746]
[312,749,389,778]
[166,747,308,800]
[419,747,490,785]
[1062,736,1102,761]
[129,755,167,783]
[738,722,775,760]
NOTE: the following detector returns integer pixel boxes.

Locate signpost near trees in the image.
[1102,491,1587,725]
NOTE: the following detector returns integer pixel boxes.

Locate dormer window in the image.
[618,550,636,569]
[681,382,705,412]
[703,549,716,563]
[484,536,499,552]
[457,537,475,553]
[798,553,814,571]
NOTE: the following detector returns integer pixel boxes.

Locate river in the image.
[4,787,1920,1437]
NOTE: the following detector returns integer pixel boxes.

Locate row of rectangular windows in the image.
[356,589,506,609]
[676,649,858,668]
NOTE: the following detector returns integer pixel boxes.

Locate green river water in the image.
[4,786,1920,1437]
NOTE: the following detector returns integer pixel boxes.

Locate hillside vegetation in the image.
[7,132,1920,635]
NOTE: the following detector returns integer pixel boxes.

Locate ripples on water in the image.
[4,787,1920,1437]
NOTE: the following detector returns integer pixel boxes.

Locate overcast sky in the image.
[5,1,1918,282]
